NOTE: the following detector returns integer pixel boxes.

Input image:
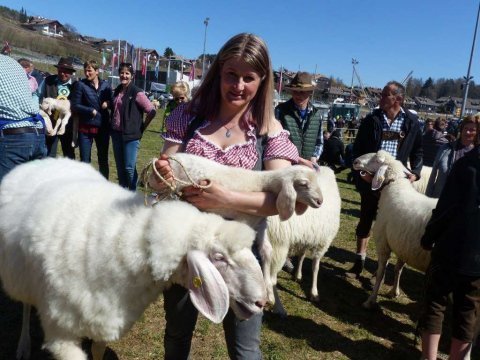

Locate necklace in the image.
[223,123,237,138]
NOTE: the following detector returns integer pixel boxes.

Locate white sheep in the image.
[353,150,436,309]
[0,158,267,360]
[267,165,341,316]
[145,153,324,305]
[40,97,71,136]
[411,165,432,194]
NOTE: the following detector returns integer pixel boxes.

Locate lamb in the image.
[0,158,267,360]
[352,150,436,309]
[39,97,71,136]
[267,165,341,316]
[144,152,324,305]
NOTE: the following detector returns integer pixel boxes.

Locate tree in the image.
[63,23,78,34]
[164,47,174,58]
[419,77,435,99]
[19,7,27,23]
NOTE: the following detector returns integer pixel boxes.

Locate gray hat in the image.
[285,72,316,92]
[54,57,75,72]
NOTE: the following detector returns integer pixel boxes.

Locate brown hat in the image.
[286,72,316,92]
[54,57,75,72]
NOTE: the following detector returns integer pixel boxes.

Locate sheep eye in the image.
[295,180,309,188]
[211,253,225,262]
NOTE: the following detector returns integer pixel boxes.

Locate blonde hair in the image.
[187,33,274,134]
[170,81,190,99]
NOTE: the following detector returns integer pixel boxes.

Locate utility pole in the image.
[351,58,359,97]
[202,17,210,80]
[460,1,480,119]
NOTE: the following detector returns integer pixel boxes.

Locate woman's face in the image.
[460,123,478,145]
[119,68,133,86]
[220,57,262,111]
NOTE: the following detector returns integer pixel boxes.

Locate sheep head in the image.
[276,165,323,221]
[174,218,267,323]
[353,150,413,190]
[40,98,55,115]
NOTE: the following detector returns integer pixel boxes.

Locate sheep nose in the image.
[255,299,266,309]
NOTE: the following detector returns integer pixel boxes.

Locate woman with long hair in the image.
[149,33,309,359]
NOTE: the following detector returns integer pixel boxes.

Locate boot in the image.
[345,257,364,279]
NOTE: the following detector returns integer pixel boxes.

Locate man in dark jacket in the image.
[346,80,423,278]
[275,72,323,163]
[71,60,112,179]
[39,57,76,159]
[419,145,480,360]
[422,118,449,166]
[320,129,345,172]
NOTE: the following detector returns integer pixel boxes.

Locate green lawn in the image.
[0,112,475,359]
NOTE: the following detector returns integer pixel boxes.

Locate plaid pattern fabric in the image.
[379,109,405,158]
[0,55,42,129]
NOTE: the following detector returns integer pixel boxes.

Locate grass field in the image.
[0,112,477,359]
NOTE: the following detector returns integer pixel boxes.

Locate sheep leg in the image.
[91,341,106,360]
[295,252,306,282]
[57,112,71,136]
[16,303,31,360]
[39,110,55,136]
[271,285,287,318]
[387,259,405,299]
[310,254,321,303]
[43,339,87,360]
[256,221,275,305]
[71,114,79,148]
[362,254,389,309]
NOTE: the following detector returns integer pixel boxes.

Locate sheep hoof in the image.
[386,290,400,299]
[362,299,378,310]
[310,294,320,303]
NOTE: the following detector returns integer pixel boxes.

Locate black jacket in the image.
[353,108,423,191]
[113,83,145,141]
[421,146,480,276]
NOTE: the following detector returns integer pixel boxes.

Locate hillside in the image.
[0,12,101,73]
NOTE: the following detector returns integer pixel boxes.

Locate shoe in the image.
[345,257,365,279]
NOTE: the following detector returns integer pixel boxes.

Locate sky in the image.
[2,0,480,88]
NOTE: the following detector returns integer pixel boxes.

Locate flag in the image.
[123,41,128,63]
[129,44,135,63]
[117,39,121,65]
[111,53,118,71]
[133,47,140,71]
[154,59,159,80]
[102,49,106,69]
[141,52,147,76]
[189,61,195,81]
[278,66,283,94]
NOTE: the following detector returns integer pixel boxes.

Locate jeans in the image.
[163,284,263,360]
[111,131,140,190]
[78,128,109,179]
[0,130,47,182]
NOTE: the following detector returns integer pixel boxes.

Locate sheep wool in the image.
[0,158,266,360]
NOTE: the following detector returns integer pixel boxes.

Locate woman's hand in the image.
[182,180,231,210]
[148,154,175,191]
[101,101,109,110]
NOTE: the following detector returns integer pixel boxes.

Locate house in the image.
[414,96,438,112]
[436,96,480,116]
[23,17,65,38]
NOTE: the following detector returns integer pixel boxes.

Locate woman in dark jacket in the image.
[420,145,480,360]
[111,62,156,190]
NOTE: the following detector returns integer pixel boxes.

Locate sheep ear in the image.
[277,182,296,221]
[372,164,388,190]
[186,250,229,323]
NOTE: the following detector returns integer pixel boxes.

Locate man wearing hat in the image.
[39,56,77,159]
[275,72,323,163]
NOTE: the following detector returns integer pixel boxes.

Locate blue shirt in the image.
[0,55,42,129]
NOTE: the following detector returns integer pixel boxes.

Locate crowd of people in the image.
[1,31,480,359]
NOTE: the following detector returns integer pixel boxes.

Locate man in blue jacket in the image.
[346,81,423,278]
[71,60,112,178]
